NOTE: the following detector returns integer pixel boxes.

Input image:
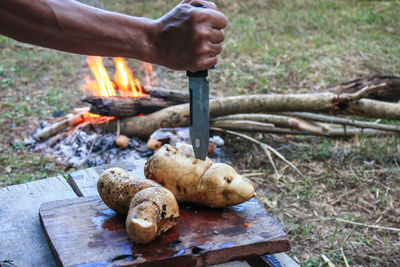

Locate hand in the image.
[152,0,228,72]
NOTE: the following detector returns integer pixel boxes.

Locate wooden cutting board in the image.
[40,195,290,267]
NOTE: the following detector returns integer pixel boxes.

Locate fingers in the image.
[206,9,228,30]
[181,0,218,10]
[192,8,228,30]
[181,0,228,30]
[189,56,218,72]
[208,43,222,57]
[210,28,225,43]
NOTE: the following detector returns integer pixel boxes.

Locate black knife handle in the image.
[186,70,208,77]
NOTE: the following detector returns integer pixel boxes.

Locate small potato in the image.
[126,187,179,244]
[97,167,160,214]
[115,135,129,149]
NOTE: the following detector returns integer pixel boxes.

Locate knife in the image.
[187,70,209,160]
[187,3,211,160]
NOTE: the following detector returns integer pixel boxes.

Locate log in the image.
[143,86,191,102]
[83,77,399,118]
[326,75,400,102]
[81,95,185,117]
[114,87,400,139]
[82,86,217,117]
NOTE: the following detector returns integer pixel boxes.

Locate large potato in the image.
[145,144,256,207]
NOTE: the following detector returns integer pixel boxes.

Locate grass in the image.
[1,0,399,266]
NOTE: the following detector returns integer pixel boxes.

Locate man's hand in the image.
[152,1,228,72]
[0,0,227,72]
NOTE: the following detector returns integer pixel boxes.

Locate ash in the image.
[28,129,150,168]
[27,128,231,168]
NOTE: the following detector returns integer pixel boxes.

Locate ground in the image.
[0,0,399,266]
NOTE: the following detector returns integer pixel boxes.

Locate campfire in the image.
[29,56,227,168]
[29,55,400,173]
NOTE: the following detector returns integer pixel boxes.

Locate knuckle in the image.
[215,45,222,54]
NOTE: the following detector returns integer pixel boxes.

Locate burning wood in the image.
[81,87,189,117]
[33,109,114,140]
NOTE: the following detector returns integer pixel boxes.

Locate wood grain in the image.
[40,195,290,267]
[0,176,77,267]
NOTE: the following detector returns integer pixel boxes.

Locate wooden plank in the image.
[0,176,77,267]
[40,195,290,267]
[68,159,146,196]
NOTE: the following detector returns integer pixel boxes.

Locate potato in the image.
[97,167,160,214]
[144,144,256,207]
[126,187,179,244]
[115,135,129,149]
[97,167,180,244]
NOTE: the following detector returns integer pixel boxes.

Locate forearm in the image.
[0,0,157,62]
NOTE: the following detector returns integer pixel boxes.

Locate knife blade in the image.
[187,70,209,160]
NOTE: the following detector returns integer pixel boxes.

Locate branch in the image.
[280,112,400,133]
[211,127,303,177]
[336,218,400,232]
[117,93,400,138]
[212,114,328,134]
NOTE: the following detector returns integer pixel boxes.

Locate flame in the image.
[142,62,153,87]
[82,56,148,98]
[113,57,145,97]
[83,56,116,97]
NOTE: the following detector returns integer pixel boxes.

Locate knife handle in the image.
[186,70,208,77]
[186,4,216,77]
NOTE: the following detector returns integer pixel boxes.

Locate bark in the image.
[143,86,191,102]
[325,75,400,102]
[279,112,400,133]
[82,86,218,117]
[81,95,185,117]
[212,126,394,137]
[114,92,400,139]
[212,114,328,134]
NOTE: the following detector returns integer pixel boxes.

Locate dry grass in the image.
[224,134,400,266]
[0,0,399,265]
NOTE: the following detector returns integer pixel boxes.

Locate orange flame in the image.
[82,56,148,98]
[142,62,153,87]
[113,57,145,97]
[83,56,116,97]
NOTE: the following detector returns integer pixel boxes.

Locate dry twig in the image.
[336,218,400,232]
[321,254,336,267]
[210,127,303,177]
[280,112,400,133]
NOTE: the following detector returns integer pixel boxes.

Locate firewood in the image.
[33,108,90,140]
[81,95,184,117]
[82,86,216,117]
[325,75,400,102]
[114,84,400,139]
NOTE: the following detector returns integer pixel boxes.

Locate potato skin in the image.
[97,167,160,214]
[126,187,179,244]
[145,144,256,207]
[199,163,255,207]
[126,201,159,244]
[144,144,212,202]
